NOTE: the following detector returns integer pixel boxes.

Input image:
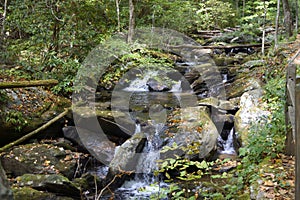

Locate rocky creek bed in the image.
[0,31,294,199]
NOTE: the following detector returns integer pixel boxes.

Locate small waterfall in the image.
[222,73,228,83]
[170,80,182,92]
[220,128,236,155]
[135,123,141,134]
[117,123,167,198]
[123,71,158,92]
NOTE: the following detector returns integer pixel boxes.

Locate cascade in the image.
[220,127,236,155]
[116,122,167,199]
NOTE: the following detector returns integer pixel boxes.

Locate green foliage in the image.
[98,47,175,90]
[139,0,236,32]
[0,90,9,104]
[5,111,28,132]
[239,76,285,164]
[240,0,277,25]
[194,0,236,30]
[4,0,115,96]
[232,74,286,196]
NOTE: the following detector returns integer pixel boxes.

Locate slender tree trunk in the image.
[296,0,299,33]
[242,0,245,18]
[262,0,267,56]
[1,0,8,36]
[236,0,240,17]
[282,0,293,37]
[275,0,281,50]
[116,0,121,32]
[128,0,135,43]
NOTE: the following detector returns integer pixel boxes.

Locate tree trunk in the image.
[236,0,240,17]
[242,0,245,18]
[275,0,281,50]
[1,0,8,36]
[262,0,267,56]
[127,0,135,43]
[282,0,293,37]
[116,0,121,32]
[296,0,299,33]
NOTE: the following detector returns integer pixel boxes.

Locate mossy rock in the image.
[0,86,70,146]
[13,187,75,200]
[14,174,80,198]
[1,143,81,179]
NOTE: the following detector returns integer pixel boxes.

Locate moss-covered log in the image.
[0,79,58,89]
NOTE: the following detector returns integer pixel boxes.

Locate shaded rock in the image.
[0,86,70,147]
[234,89,270,145]
[106,132,146,188]
[63,126,116,163]
[1,143,85,179]
[147,78,171,92]
[212,113,234,133]
[73,107,135,142]
[162,107,219,160]
[13,187,74,200]
[0,161,13,200]
[184,63,226,98]
[14,174,80,198]
[63,126,84,147]
[72,127,116,164]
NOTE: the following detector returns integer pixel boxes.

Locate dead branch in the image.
[166,43,271,50]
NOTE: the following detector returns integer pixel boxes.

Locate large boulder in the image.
[225,74,262,99]
[13,187,74,200]
[0,161,13,200]
[72,107,135,143]
[1,143,87,179]
[234,89,270,145]
[0,86,70,147]
[14,174,80,198]
[106,132,146,188]
[63,126,116,164]
[162,106,219,160]
[147,77,172,92]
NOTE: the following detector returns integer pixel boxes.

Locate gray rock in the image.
[109,132,146,174]
[235,89,270,145]
[1,144,81,179]
[0,161,13,200]
[15,174,80,198]
[75,127,116,164]
[147,78,171,92]
[106,132,146,188]
[162,107,219,160]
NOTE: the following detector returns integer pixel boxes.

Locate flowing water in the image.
[114,123,168,199]
[98,64,237,199]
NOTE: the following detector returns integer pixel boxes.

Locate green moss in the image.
[13,187,53,200]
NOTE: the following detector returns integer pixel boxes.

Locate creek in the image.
[95,58,238,199]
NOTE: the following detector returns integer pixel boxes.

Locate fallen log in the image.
[0,79,58,89]
[0,108,70,152]
[166,43,270,50]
